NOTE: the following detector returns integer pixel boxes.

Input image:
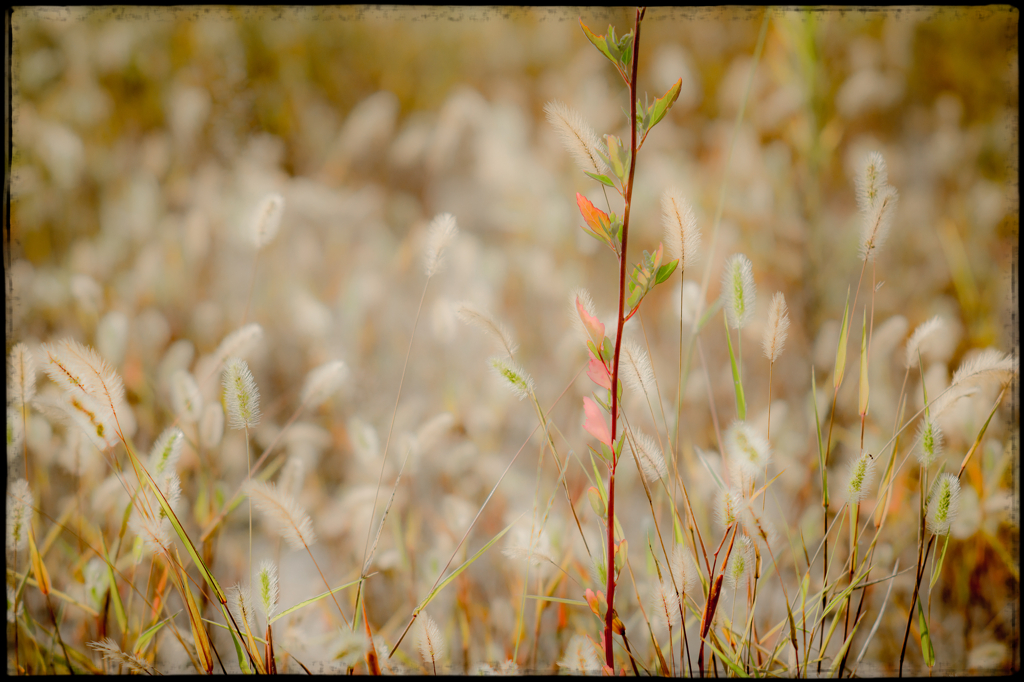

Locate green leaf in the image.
[98,535,127,635]
[724,312,746,420]
[705,639,749,678]
[833,287,851,391]
[917,597,935,667]
[269,577,365,624]
[415,514,523,615]
[811,367,828,508]
[134,610,181,654]
[584,171,616,188]
[579,19,616,65]
[526,595,587,606]
[605,135,627,183]
[648,78,682,130]
[655,259,678,285]
[827,612,865,677]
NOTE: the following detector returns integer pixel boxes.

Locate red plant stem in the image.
[605,6,644,669]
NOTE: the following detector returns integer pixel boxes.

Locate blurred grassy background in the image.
[8,5,1018,675]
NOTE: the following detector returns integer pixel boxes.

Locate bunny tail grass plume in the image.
[569,287,598,344]
[8,343,37,409]
[855,151,888,214]
[423,212,458,278]
[41,338,125,423]
[148,427,184,477]
[213,323,264,367]
[926,473,961,535]
[762,292,790,362]
[622,339,655,398]
[171,369,203,422]
[915,417,944,467]
[726,421,771,479]
[335,629,370,669]
[652,578,682,629]
[456,301,519,358]
[846,452,877,503]
[489,356,534,400]
[726,536,755,590]
[722,254,756,329]
[223,357,261,430]
[7,479,33,552]
[245,480,317,551]
[88,637,158,675]
[250,192,285,249]
[905,316,944,368]
[300,360,348,408]
[662,189,701,268]
[228,584,257,634]
[417,612,446,669]
[544,100,608,177]
[558,634,602,674]
[255,560,279,621]
[130,512,171,556]
[671,544,699,596]
[859,185,898,261]
[630,429,667,483]
[951,348,1018,387]
[715,486,745,530]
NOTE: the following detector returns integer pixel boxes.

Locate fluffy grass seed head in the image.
[926,473,961,535]
[88,637,158,675]
[904,316,944,369]
[622,339,655,398]
[845,452,877,504]
[456,302,518,359]
[951,348,1018,388]
[558,634,602,674]
[41,338,125,424]
[662,189,701,268]
[7,478,33,552]
[148,426,184,478]
[855,151,888,214]
[762,292,790,363]
[8,343,37,409]
[915,417,944,467]
[671,544,700,596]
[249,192,285,249]
[300,360,348,408]
[223,357,261,430]
[334,628,370,669]
[254,559,279,621]
[227,583,257,633]
[544,100,608,177]
[423,213,458,278]
[726,421,771,479]
[246,480,317,551]
[722,254,756,329]
[129,511,170,556]
[417,612,446,669]
[725,536,755,590]
[630,429,667,483]
[716,486,745,529]
[859,185,898,261]
[489,356,534,400]
[651,578,681,630]
[213,323,264,367]
[170,369,203,422]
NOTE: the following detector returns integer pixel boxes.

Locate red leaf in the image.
[576,296,606,346]
[576,193,611,238]
[587,350,612,389]
[583,396,612,448]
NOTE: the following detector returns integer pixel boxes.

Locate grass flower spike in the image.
[630,429,667,483]
[558,634,601,674]
[245,480,317,551]
[489,356,534,400]
[300,360,349,408]
[7,479,33,552]
[845,452,877,503]
[726,421,770,479]
[249,192,285,249]
[544,100,608,177]
[762,292,790,363]
[662,189,701,268]
[170,369,203,422]
[254,560,279,621]
[855,151,888,214]
[904,316,944,368]
[423,212,458,278]
[915,417,944,467]
[621,339,655,398]
[859,185,898,261]
[722,254,756,329]
[213,323,264,367]
[8,343,37,409]
[726,536,755,590]
[926,473,961,535]
[457,302,519,358]
[417,612,446,672]
[223,357,261,430]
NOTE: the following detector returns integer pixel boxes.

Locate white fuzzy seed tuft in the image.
[489,356,535,401]
[456,302,519,359]
[423,213,459,278]
[845,452,877,504]
[855,151,888,214]
[246,480,317,550]
[926,473,961,535]
[904,316,944,369]
[621,339,655,398]
[8,343,37,409]
[915,417,944,467]
[762,292,790,363]
[170,369,204,422]
[7,479,33,552]
[662,189,701,268]
[859,186,899,261]
[544,100,608,177]
[417,612,446,669]
[558,634,602,674]
[300,360,348,408]
[222,357,261,430]
[630,430,667,483]
[249,193,285,249]
[726,421,771,479]
[722,254,756,330]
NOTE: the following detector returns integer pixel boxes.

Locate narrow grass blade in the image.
[134,610,181,655]
[169,550,213,674]
[811,367,828,507]
[525,595,587,606]
[929,534,951,590]
[99,534,127,634]
[827,612,865,677]
[706,637,750,678]
[415,514,522,615]
[833,287,851,391]
[916,598,935,667]
[858,308,869,416]
[724,313,746,420]
[27,530,51,596]
[269,577,365,625]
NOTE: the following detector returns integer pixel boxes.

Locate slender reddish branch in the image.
[605,6,644,669]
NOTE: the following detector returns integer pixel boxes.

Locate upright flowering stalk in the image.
[223,356,261,569]
[554,8,683,668]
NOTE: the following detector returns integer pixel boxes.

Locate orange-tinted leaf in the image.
[576,296,606,346]
[577,193,612,240]
[587,350,612,389]
[583,396,613,448]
